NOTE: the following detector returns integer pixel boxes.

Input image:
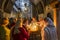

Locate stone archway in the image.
[45,5,54,17]
[0,0,15,18]
[31,0,45,20]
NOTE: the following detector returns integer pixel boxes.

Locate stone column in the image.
[53,8,57,27]
[56,2,60,40]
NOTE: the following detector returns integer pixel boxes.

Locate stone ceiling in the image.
[30,0,40,5]
[0,0,58,13]
[30,0,57,5]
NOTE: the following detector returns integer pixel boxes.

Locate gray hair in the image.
[14,20,21,34]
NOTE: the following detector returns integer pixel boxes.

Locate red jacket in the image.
[12,27,29,40]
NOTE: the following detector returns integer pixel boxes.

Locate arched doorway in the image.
[31,0,45,20]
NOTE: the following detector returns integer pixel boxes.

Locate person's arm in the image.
[41,29,48,40]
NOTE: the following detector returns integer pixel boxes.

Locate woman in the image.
[11,18,29,40]
[41,17,58,40]
[0,18,10,40]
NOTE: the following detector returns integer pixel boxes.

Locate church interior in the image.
[0,0,60,40]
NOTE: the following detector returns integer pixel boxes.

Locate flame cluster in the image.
[28,22,38,32]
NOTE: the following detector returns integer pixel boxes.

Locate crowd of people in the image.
[0,17,58,40]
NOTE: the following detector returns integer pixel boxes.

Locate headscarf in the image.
[44,17,54,26]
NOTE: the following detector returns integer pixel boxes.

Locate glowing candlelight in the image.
[29,22,38,32]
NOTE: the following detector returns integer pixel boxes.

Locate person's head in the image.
[15,18,23,28]
[44,17,54,26]
[23,19,28,25]
[38,17,44,22]
[31,17,36,22]
[13,18,17,23]
[9,18,17,24]
[47,13,53,21]
[1,18,9,26]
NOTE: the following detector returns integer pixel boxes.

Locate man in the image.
[11,18,29,40]
[41,17,58,40]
